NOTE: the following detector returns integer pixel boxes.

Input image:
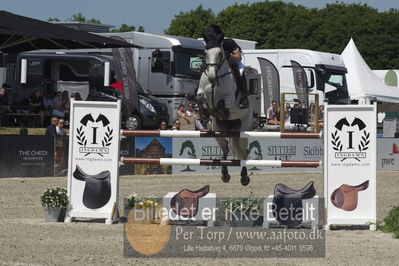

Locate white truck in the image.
[92,31,206,125]
[241,49,350,118]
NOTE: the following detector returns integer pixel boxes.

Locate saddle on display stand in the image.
[73,165,111,209]
[170,185,210,218]
[272,181,317,227]
[331,180,369,211]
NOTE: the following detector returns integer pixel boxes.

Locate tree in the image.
[111,24,135,32]
[165,5,215,38]
[166,1,399,69]
[111,24,145,33]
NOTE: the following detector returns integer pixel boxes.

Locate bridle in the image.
[202,46,233,112]
[203,48,232,86]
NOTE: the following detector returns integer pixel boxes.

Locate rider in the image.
[222,39,249,109]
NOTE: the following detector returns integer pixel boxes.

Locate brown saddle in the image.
[170,185,210,218]
[331,180,369,211]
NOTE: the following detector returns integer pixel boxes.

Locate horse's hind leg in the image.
[232,138,250,186]
[216,138,230,183]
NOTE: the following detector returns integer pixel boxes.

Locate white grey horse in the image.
[197,41,253,186]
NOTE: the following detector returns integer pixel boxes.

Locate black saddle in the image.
[272,181,316,227]
[170,185,210,218]
[73,165,111,209]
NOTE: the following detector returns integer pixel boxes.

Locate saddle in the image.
[331,180,369,211]
[272,181,316,227]
[170,185,210,218]
[73,165,111,209]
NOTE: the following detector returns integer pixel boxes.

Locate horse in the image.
[196,34,254,186]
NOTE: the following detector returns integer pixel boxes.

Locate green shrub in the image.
[378,206,399,238]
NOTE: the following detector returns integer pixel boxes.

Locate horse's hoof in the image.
[221,166,230,183]
[221,173,230,183]
[240,175,250,186]
[240,167,249,186]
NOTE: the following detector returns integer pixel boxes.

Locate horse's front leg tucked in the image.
[232,138,250,186]
[215,100,230,120]
[196,93,210,119]
[216,138,230,183]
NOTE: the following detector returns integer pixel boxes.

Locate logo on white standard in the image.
[76,113,114,157]
[331,117,370,162]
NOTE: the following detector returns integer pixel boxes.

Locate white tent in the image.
[341,38,399,103]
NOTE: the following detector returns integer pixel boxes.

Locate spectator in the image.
[159,120,168,130]
[171,119,181,130]
[45,116,58,136]
[52,91,67,118]
[74,92,83,101]
[284,103,291,121]
[62,91,70,118]
[43,92,54,116]
[275,104,281,124]
[29,89,45,126]
[0,86,12,126]
[266,100,279,125]
[177,104,188,122]
[185,102,207,131]
[56,118,67,136]
[0,85,12,113]
[318,105,324,128]
[16,97,30,114]
[185,103,196,117]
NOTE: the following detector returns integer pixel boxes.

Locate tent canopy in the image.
[341,38,399,103]
[0,10,137,53]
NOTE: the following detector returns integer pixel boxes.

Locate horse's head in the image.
[202,25,225,83]
[204,47,225,83]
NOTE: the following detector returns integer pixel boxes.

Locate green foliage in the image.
[47,17,60,22]
[70,13,90,22]
[41,187,69,208]
[165,5,215,38]
[222,198,263,212]
[126,193,138,208]
[125,194,160,208]
[378,206,399,238]
[166,2,399,69]
[111,24,145,33]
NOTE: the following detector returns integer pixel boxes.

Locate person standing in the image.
[56,118,67,136]
[45,116,58,136]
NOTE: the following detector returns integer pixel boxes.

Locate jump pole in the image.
[121,130,323,139]
[120,157,322,168]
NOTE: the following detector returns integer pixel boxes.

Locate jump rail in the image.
[120,157,322,168]
[121,130,323,139]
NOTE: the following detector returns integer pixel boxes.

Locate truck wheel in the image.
[125,115,142,130]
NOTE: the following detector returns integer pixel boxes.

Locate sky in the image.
[2,0,399,34]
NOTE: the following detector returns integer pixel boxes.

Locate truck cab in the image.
[242,49,349,117]
[98,31,205,124]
